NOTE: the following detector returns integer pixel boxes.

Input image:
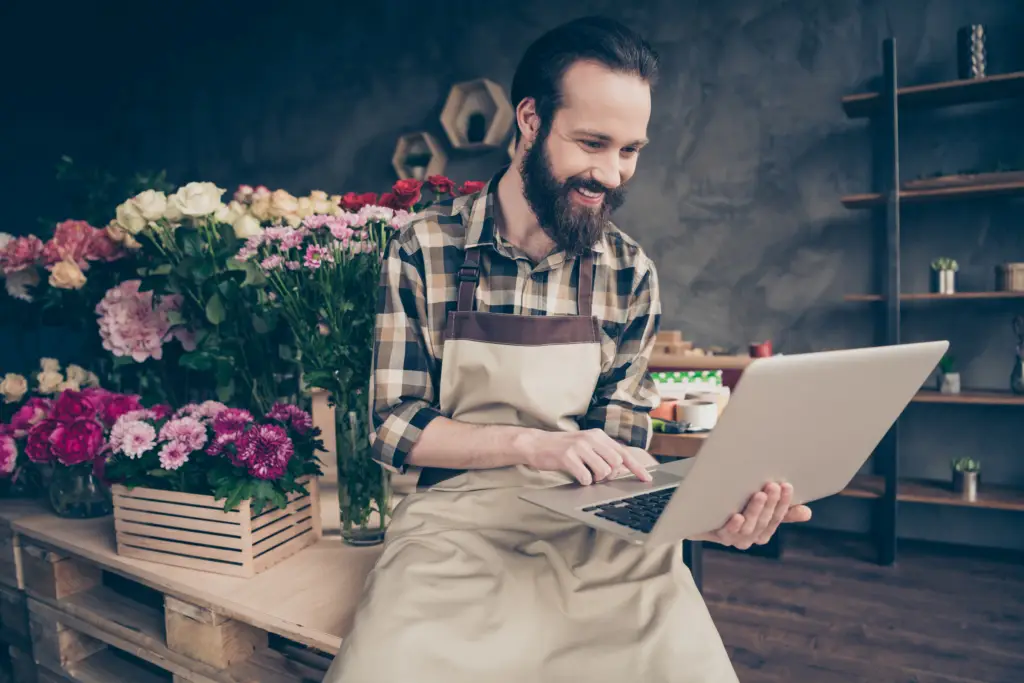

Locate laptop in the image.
[519,341,948,546]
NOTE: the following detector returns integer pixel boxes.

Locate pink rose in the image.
[24,419,60,463]
[0,435,17,475]
[150,404,173,420]
[9,397,53,437]
[84,229,125,263]
[43,220,97,270]
[50,418,104,466]
[0,235,44,274]
[100,394,143,428]
[52,390,95,422]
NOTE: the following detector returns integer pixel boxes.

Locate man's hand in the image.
[522,429,654,485]
[694,482,812,549]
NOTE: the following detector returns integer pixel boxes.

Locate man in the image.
[325,15,810,683]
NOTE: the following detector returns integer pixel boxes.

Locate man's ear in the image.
[515,97,541,145]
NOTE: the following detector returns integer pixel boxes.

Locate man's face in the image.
[519,59,651,255]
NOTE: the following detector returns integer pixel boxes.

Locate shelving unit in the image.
[391,131,447,181]
[439,78,514,151]
[838,39,1024,565]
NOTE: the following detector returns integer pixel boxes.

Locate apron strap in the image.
[577,253,594,318]
[456,246,482,313]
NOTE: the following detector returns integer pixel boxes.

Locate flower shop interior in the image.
[2,2,1024,682]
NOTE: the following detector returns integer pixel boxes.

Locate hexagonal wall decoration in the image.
[440,78,514,151]
[391,131,447,180]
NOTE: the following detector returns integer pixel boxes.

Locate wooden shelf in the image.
[842,70,1024,118]
[843,291,1024,302]
[831,474,1024,511]
[841,174,1024,208]
[391,131,446,181]
[439,78,514,151]
[649,352,754,371]
[912,390,1024,406]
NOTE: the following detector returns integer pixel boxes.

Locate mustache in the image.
[566,177,618,194]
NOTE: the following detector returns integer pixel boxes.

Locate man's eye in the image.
[581,140,603,149]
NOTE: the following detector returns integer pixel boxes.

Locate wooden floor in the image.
[703,531,1024,683]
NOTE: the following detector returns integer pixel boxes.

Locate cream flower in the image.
[36,370,63,395]
[233,214,263,239]
[309,190,333,214]
[0,373,27,404]
[216,200,247,225]
[0,233,12,250]
[57,378,81,393]
[115,198,148,235]
[296,197,314,218]
[4,267,39,301]
[270,189,299,219]
[249,196,273,222]
[65,364,89,385]
[106,222,143,250]
[40,358,60,372]
[133,190,168,221]
[169,182,226,218]
[85,372,100,388]
[48,259,87,290]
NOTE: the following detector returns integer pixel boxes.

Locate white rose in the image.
[48,260,87,290]
[0,373,28,403]
[40,358,60,372]
[296,197,314,218]
[249,196,273,222]
[132,190,168,221]
[164,198,184,223]
[57,379,80,393]
[4,268,39,302]
[106,221,142,250]
[115,199,148,235]
[270,189,299,218]
[65,364,89,385]
[169,182,226,218]
[309,191,333,214]
[216,200,247,225]
[233,214,263,239]
[36,370,63,395]
[234,185,254,204]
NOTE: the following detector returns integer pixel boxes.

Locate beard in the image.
[519,127,627,256]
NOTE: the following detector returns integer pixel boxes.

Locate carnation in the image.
[95,280,196,363]
[158,417,207,452]
[267,403,313,435]
[158,440,190,470]
[109,419,156,459]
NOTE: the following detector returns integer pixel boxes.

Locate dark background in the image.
[3,0,1023,550]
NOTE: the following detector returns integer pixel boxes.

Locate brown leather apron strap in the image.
[577,253,594,318]
[456,247,482,313]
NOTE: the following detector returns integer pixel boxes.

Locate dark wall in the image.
[4,0,1024,549]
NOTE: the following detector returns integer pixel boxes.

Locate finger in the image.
[757,483,791,544]
[565,451,593,485]
[739,492,767,536]
[753,483,781,538]
[577,449,613,482]
[783,504,813,523]
[589,431,651,482]
[620,448,653,482]
[716,513,745,545]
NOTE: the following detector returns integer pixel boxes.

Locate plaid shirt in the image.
[369,172,662,473]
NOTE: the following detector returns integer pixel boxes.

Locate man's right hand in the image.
[520,429,654,485]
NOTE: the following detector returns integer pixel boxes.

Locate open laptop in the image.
[519,341,948,546]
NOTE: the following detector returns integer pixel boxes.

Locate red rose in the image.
[391,179,422,207]
[426,175,455,195]
[100,394,143,427]
[150,404,173,420]
[339,192,379,211]
[52,390,95,422]
[50,418,104,466]
[9,397,53,437]
[378,193,402,210]
[24,419,60,463]
[458,181,486,196]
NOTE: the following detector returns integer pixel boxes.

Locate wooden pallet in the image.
[0,500,52,683]
[20,538,331,683]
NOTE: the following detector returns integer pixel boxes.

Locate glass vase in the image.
[48,464,113,519]
[334,398,391,546]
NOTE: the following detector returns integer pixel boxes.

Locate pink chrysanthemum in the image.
[195,400,227,420]
[213,408,253,436]
[158,440,190,470]
[95,280,196,363]
[233,424,293,480]
[158,417,207,452]
[260,255,283,271]
[109,419,157,459]
[303,245,333,270]
[0,435,17,475]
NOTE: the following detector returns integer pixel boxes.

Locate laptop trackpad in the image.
[657,458,696,478]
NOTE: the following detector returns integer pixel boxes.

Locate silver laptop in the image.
[519,341,948,546]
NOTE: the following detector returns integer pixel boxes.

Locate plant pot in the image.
[952,470,978,502]
[48,464,112,519]
[938,372,961,394]
[335,398,391,546]
[931,269,957,294]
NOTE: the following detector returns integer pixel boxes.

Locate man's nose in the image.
[589,157,622,190]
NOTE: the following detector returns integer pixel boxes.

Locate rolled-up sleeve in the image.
[581,257,662,449]
[368,232,444,472]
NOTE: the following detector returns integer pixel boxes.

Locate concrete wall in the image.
[4,0,1024,550]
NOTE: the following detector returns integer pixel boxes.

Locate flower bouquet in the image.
[100,401,326,577]
[239,175,482,545]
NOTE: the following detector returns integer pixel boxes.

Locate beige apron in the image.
[325,245,738,683]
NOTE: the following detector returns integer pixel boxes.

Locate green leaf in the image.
[165,309,185,326]
[205,293,226,325]
[216,379,235,403]
[178,351,215,371]
[221,482,249,513]
[251,314,270,334]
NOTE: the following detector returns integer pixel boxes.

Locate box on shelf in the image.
[111,477,321,578]
[653,370,726,401]
[995,263,1024,292]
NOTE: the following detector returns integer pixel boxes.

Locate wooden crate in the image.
[111,478,321,578]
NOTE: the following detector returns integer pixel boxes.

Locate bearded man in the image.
[324,15,808,683]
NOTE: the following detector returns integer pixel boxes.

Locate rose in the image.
[215,200,246,225]
[133,190,169,221]
[43,220,95,268]
[100,394,143,428]
[234,185,254,204]
[52,390,96,422]
[0,435,16,475]
[233,214,262,239]
[249,195,273,222]
[85,229,125,262]
[9,397,53,437]
[309,190,333,214]
[0,373,27,404]
[168,182,226,218]
[40,358,60,373]
[391,179,422,208]
[105,221,142,250]
[48,260,87,290]
[339,192,377,211]
[50,418,104,466]
[458,181,486,195]
[426,175,456,195]
[24,419,60,463]
[115,199,148,235]
[65,365,89,386]
[36,371,63,395]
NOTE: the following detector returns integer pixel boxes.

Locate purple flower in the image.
[267,403,313,435]
[213,408,253,436]
[233,424,293,480]
[158,417,207,452]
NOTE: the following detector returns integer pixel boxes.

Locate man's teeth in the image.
[577,188,602,198]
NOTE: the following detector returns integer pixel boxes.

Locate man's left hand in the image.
[695,482,812,549]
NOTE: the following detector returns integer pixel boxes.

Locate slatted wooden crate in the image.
[111,478,321,578]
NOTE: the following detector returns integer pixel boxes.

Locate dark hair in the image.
[510,16,659,142]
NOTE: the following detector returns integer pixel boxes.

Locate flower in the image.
[391,179,422,208]
[158,416,207,452]
[158,440,190,470]
[36,370,63,395]
[168,182,226,218]
[85,229,125,263]
[95,280,194,363]
[0,435,16,475]
[52,390,95,422]
[267,403,313,435]
[24,420,59,463]
[109,419,156,459]
[233,423,293,479]
[339,192,377,212]
[50,418,105,466]
[65,365,89,386]
[40,358,60,373]
[4,267,39,301]
[212,408,254,436]
[0,373,27,404]
[303,245,333,270]
[48,259,87,290]
[99,394,143,428]
[233,213,263,239]
[459,181,486,195]
[42,220,96,270]
[115,198,149,235]
[0,235,44,274]
[426,175,456,195]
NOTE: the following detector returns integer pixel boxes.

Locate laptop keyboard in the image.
[582,486,677,534]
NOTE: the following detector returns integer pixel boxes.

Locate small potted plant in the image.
[951,457,980,502]
[931,257,959,294]
[937,354,960,394]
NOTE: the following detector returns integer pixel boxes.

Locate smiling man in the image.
[324,15,808,683]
